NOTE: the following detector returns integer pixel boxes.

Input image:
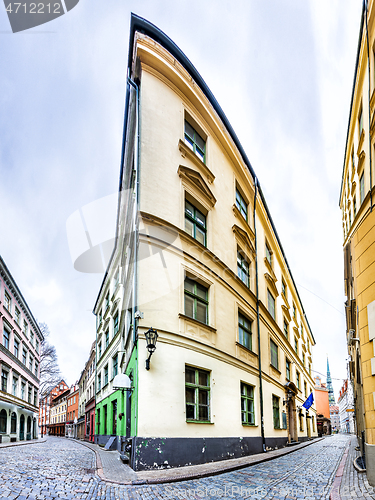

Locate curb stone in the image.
[72,437,325,486]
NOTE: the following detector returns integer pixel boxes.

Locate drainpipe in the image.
[127,76,140,440]
[365,0,373,211]
[253,177,266,452]
[127,76,140,346]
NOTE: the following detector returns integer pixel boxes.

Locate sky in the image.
[0,0,363,399]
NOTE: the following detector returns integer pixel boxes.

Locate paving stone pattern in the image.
[0,434,354,499]
[340,434,375,499]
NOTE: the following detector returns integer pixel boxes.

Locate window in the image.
[265,243,272,266]
[304,381,307,398]
[114,269,120,288]
[15,307,20,325]
[237,251,249,287]
[29,356,33,372]
[282,280,287,297]
[296,371,300,390]
[35,363,38,377]
[14,339,19,358]
[267,289,275,320]
[10,413,16,433]
[238,312,252,350]
[103,404,108,434]
[360,172,365,204]
[112,355,118,379]
[3,329,9,350]
[309,364,311,376]
[241,383,255,425]
[28,387,32,403]
[352,149,355,172]
[97,310,102,329]
[104,365,108,386]
[21,382,25,400]
[299,411,304,431]
[4,291,11,312]
[23,320,28,337]
[272,395,280,428]
[359,105,363,136]
[98,342,102,360]
[349,210,352,227]
[283,320,288,340]
[293,304,296,319]
[34,391,37,407]
[294,337,298,355]
[236,188,247,220]
[184,120,206,163]
[0,410,7,433]
[112,400,117,435]
[185,366,210,422]
[302,352,305,366]
[113,312,119,336]
[1,371,8,392]
[105,330,109,349]
[35,340,39,354]
[286,359,291,380]
[30,330,34,345]
[185,200,207,246]
[270,339,278,369]
[184,277,208,324]
[97,373,101,391]
[12,377,18,396]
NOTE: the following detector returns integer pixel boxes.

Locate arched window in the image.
[27,416,31,434]
[0,409,7,433]
[10,412,17,433]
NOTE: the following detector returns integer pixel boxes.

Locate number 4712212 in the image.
[6,3,62,14]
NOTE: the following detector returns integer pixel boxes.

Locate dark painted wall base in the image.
[131,436,292,471]
[95,434,120,451]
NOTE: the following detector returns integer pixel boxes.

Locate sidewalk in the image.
[76,437,324,486]
[0,437,46,449]
[329,434,375,500]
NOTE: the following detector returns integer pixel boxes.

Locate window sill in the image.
[236,342,257,357]
[186,420,214,424]
[179,314,217,333]
[270,364,281,374]
[242,423,257,427]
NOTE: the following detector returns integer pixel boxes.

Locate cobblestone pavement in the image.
[0,434,355,499]
[340,434,374,499]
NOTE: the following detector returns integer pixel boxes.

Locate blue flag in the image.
[302,392,314,410]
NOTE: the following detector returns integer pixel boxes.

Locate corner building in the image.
[340,0,375,485]
[0,256,43,442]
[93,14,317,470]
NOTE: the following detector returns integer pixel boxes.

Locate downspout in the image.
[127,76,140,437]
[253,177,266,452]
[365,0,373,211]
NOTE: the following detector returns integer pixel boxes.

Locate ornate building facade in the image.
[340,0,375,485]
[0,256,43,442]
[93,14,318,470]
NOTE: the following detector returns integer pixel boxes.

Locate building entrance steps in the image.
[75,436,325,486]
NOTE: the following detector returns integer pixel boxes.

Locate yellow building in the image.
[93,14,317,469]
[340,0,375,485]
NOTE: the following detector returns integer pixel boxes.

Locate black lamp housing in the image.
[145,327,158,370]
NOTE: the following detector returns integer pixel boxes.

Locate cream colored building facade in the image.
[93,14,317,470]
[340,0,375,485]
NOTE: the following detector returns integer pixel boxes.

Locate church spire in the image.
[327,357,335,405]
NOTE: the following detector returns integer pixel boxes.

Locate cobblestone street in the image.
[0,434,363,499]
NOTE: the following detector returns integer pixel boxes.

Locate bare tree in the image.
[38,323,63,396]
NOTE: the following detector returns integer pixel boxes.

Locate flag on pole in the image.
[302,392,314,410]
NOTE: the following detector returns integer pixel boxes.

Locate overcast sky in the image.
[0,0,363,399]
